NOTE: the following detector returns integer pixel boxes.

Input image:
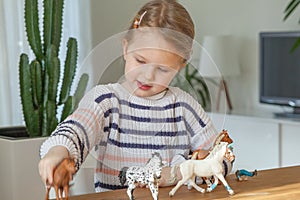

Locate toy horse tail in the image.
[169,165,179,184]
[118,167,129,186]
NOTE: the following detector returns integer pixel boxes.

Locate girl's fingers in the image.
[39,159,55,187]
[38,146,70,188]
[45,164,54,186]
[38,161,47,185]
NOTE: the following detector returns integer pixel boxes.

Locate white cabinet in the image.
[222,115,279,171]
[210,113,300,172]
[281,123,300,167]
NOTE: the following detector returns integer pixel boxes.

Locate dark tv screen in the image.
[259,31,300,109]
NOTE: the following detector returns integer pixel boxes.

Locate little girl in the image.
[39,0,232,193]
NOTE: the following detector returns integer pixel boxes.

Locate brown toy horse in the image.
[191,129,233,160]
[45,158,76,200]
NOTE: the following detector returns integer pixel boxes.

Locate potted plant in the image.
[19,0,88,138]
[171,63,211,110]
[0,0,88,199]
[284,0,300,51]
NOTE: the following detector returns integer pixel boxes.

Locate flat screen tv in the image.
[259,31,300,118]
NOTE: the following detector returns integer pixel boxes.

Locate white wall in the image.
[89,0,149,84]
[180,0,300,116]
[89,0,300,116]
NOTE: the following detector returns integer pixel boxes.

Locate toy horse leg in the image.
[54,186,60,200]
[169,175,190,197]
[215,173,234,195]
[148,182,159,200]
[203,177,212,187]
[64,185,69,200]
[59,188,63,200]
[127,182,136,200]
[187,179,193,190]
[59,187,64,200]
[45,187,50,200]
[187,175,196,190]
[187,177,205,193]
[206,175,218,192]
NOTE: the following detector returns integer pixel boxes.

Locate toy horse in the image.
[235,169,258,181]
[169,142,234,197]
[45,158,76,200]
[191,129,234,160]
[119,152,163,200]
[189,130,235,187]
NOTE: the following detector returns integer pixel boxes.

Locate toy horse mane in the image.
[146,152,163,166]
[213,130,233,147]
[206,141,228,159]
[191,130,233,160]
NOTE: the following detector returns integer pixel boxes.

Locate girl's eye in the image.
[158,66,169,72]
[136,58,146,64]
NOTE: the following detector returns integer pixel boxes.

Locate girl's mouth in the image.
[137,81,152,90]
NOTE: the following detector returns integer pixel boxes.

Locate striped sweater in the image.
[40,83,222,192]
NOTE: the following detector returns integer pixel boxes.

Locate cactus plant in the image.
[19,0,88,137]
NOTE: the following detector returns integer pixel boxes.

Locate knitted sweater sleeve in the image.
[40,86,106,170]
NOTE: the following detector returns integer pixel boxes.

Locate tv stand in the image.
[274,107,300,119]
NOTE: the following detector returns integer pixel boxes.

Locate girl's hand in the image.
[158,166,182,187]
[193,149,209,159]
[38,146,69,188]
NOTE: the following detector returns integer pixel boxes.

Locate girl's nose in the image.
[144,65,156,81]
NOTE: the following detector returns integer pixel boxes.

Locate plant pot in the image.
[0,126,96,199]
[0,126,29,138]
[0,131,47,200]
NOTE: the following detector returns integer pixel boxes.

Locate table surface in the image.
[69,166,300,200]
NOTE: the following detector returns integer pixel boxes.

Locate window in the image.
[0,0,92,126]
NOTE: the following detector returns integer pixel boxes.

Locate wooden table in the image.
[69,166,300,200]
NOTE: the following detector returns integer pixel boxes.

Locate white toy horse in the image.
[119,152,163,200]
[169,142,234,197]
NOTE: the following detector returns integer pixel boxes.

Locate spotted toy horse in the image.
[119,152,163,200]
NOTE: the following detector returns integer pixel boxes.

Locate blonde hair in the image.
[125,0,195,62]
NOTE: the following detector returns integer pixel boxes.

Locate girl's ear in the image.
[122,39,128,61]
[182,60,187,68]
[180,58,187,69]
[181,49,192,68]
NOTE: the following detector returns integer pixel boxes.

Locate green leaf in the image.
[197,89,206,108]
[51,0,64,52]
[43,0,64,56]
[290,37,300,52]
[45,100,58,136]
[34,61,43,105]
[74,73,89,107]
[30,60,40,108]
[25,0,43,61]
[59,38,78,104]
[43,0,54,53]
[283,0,300,21]
[171,63,211,110]
[61,96,76,121]
[19,54,40,137]
[48,56,60,102]
[45,45,57,101]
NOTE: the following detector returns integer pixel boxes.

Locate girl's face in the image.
[122,34,186,98]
